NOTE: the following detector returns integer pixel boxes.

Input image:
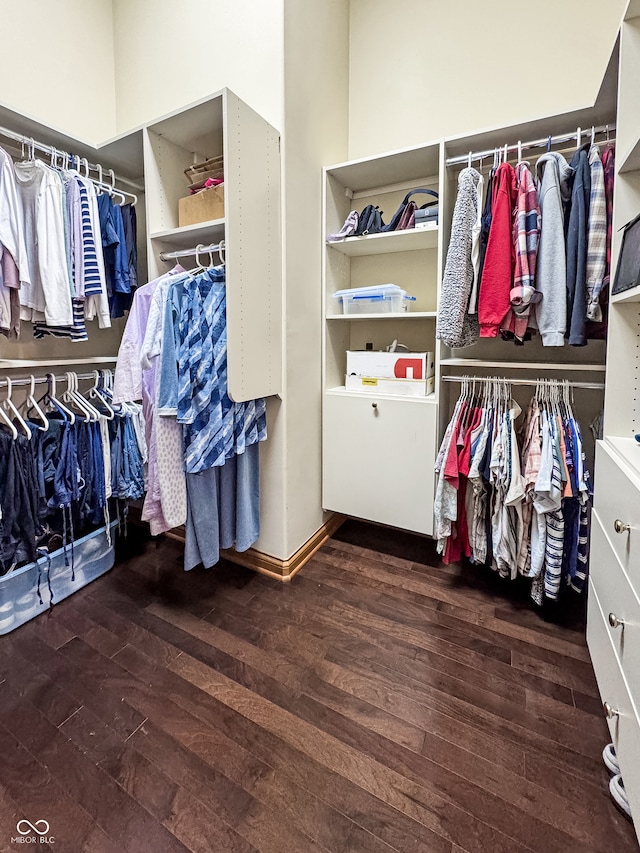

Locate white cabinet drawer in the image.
[594,441,640,595]
[322,392,436,535]
[587,582,640,832]
[590,512,640,701]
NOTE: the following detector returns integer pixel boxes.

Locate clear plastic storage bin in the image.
[342,292,408,314]
[0,522,117,635]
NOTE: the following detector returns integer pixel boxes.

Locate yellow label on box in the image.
[361,377,378,386]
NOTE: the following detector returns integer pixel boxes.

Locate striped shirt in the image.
[176,266,267,473]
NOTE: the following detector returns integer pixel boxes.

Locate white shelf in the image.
[149,218,225,249]
[0,356,117,369]
[326,311,436,321]
[607,436,640,483]
[326,226,438,256]
[326,385,437,403]
[611,283,640,304]
[618,137,640,174]
[440,358,606,372]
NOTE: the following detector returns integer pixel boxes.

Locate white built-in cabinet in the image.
[588,0,640,839]
[322,145,441,535]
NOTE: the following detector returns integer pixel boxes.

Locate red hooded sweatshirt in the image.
[478,162,518,337]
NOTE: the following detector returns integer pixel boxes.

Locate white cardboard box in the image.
[346,350,434,381]
[345,374,435,397]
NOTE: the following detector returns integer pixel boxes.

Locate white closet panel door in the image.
[594,442,640,593]
[587,582,640,839]
[590,513,640,700]
[323,393,436,535]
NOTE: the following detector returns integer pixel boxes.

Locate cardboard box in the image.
[178,185,225,227]
[345,374,435,397]
[346,351,434,381]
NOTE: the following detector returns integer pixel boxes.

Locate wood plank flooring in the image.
[0,519,637,853]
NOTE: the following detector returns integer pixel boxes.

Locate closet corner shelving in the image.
[321,142,442,536]
[144,88,282,402]
[584,0,640,838]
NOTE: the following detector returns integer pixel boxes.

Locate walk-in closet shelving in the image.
[587,5,640,830]
[322,142,442,535]
[143,89,281,402]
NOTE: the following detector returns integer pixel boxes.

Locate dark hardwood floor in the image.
[0,519,637,852]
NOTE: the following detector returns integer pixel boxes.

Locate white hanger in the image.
[3,376,32,439]
[45,373,75,424]
[87,370,115,420]
[218,239,226,265]
[467,151,472,169]
[576,127,581,150]
[517,140,522,163]
[591,126,596,147]
[22,374,49,431]
[0,390,17,439]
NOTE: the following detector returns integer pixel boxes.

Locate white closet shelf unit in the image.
[326,311,437,320]
[322,141,442,536]
[439,358,606,372]
[327,226,438,256]
[326,386,437,402]
[144,89,281,402]
[149,217,225,249]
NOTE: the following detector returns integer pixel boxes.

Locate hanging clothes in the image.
[478,162,518,338]
[534,152,574,346]
[565,143,591,346]
[436,167,481,348]
[501,162,541,343]
[585,145,607,323]
[14,159,73,327]
[113,266,189,535]
[435,379,592,608]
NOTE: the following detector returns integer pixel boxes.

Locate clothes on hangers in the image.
[501,162,541,343]
[113,266,189,535]
[566,143,591,346]
[435,380,591,607]
[0,144,137,340]
[114,260,267,570]
[443,136,615,350]
[436,167,481,348]
[0,385,137,581]
[478,162,518,338]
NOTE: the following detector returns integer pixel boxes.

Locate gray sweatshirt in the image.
[534,152,574,346]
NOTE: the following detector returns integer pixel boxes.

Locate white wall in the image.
[0,0,116,143]
[348,0,627,159]
[112,0,284,133]
[282,0,350,556]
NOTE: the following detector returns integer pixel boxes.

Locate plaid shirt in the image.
[586,146,607,322]
[602,145,615,283]
[501,163,540,341]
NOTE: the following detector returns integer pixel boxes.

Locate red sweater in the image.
[478,163,518,337]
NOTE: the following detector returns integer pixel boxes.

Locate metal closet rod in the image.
[446,123,616,167]
[0,123,144,193]
[442,375,604,390]
[0,370,111,389]
[159,241,224,261]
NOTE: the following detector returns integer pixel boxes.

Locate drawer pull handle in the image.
[371,402,378,410]
[609,612,625,629]
[604,701,619,720]
[614,519,630,535]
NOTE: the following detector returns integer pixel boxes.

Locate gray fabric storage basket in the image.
[0,521,116,635]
